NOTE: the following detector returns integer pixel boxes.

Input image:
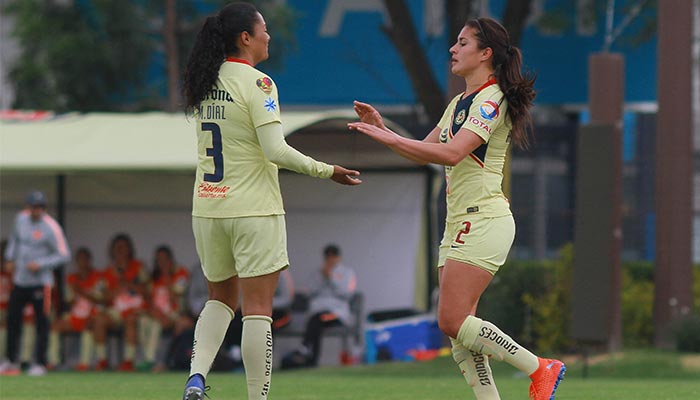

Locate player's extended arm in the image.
[353,101,440,165]
[348,122,484,167]
[385,126,443,165]
[257,121,361,185]
[257,121,333,177]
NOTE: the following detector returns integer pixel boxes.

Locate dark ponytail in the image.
[182,2,260,114]
[467,18,536,149]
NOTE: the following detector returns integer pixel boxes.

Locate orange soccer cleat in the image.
[529,357,566,400]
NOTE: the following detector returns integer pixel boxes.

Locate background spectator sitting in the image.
[138,245,190,371]
[93,233,147,371]
[282,244,356,369]
[155,264,219,372]
[47,247,105,371]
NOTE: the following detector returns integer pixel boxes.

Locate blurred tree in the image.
[5,0,296,112]
[162,0,296,111]
[164,0,180,112]
[5,0,154,112]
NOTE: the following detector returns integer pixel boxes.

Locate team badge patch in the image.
[455,109,466,125]
[264,97,277,112]
[479,100,499,120]
[256,77,273,94]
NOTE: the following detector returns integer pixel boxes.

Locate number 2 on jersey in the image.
[202,122,223,182]
[454,221,472,244]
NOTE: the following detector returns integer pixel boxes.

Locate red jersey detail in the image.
[102,260,145,317]
[102,260,144,290]
[151,267,190,315]
[465,78,498,97]
[469,153,485,168]
[226,57,253,66]
[67,270,102,321]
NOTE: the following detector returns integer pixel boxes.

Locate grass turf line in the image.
[1,350,698,399]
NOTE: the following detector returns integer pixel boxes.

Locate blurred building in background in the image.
[1,0,698,265]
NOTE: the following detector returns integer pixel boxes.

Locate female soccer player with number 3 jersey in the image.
[349,18,565,400]
[180,3,361,400]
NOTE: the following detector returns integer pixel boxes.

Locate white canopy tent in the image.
[0,111,442,314]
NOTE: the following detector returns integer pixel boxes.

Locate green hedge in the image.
[477,245,699,353]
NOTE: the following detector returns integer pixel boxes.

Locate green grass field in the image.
[1,350,699,399]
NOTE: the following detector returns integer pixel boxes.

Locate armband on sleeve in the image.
[256,122,334,178]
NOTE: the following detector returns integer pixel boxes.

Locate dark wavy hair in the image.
[182,2,261,114]
[109,233,134,261]
[151,245,175,282]
[466,18,536,149]
[75,246,92,261]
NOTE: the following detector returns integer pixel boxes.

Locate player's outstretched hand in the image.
[347,122,400,146]
[353,100,387,130]
[331,165,362,185]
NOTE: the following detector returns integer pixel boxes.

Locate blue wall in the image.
[195,0,657,106]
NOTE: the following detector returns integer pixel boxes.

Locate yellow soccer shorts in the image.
[192,215,289,281]
[437,214,515,275]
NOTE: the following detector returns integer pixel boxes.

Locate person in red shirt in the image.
[93,234,147,371]
[138,245,190,371]
[47,248,104,370]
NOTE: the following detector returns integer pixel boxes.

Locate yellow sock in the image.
[241,315,273,400]
[20,324,36,363]
[189,300,235,379]
[48,331,61,365]
[124,343,136,361]
[95,343,107,361]
[0,327,6,359]
[145,320,162,362]
[457,315,538,375]
[450,338,500,399]
[138,315,150,356]
[79,332,94,366]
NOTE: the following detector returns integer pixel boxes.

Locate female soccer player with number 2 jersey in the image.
[180,3,361,400]
[349,17,565,400]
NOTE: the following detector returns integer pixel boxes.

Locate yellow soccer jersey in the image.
[192,58,285,218]
[436,79,513,221]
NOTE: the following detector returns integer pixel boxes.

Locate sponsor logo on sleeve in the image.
[479,100,500,120]
[467,115,492,134]
[256,77,273,94]
[264,97,277,112]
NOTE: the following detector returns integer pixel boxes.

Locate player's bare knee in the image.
[437,315,460,338]
[208,290,236,310]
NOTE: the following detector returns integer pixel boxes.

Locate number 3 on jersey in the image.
[202,122,223,182]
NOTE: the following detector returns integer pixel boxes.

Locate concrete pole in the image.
[654,0,694,348]
[587,53,624,351]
